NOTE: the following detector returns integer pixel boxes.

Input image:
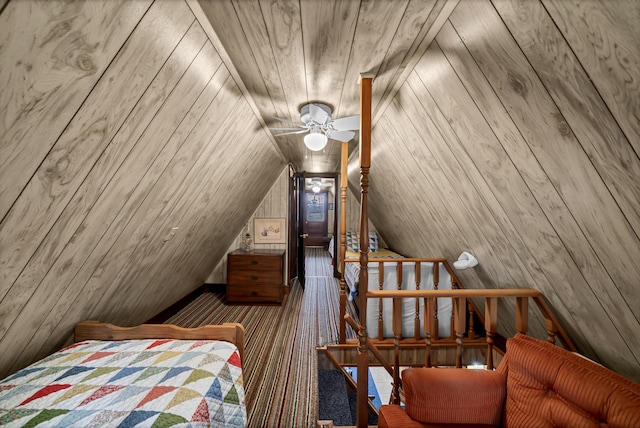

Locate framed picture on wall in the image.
[254,218,286,244]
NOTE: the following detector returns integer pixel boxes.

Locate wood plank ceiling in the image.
[1,0,639,385]
[195,0,640,381]
[196,0,458,172]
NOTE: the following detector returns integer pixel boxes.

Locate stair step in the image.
[318,370,353,425]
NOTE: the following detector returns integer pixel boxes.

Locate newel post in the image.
[356,73,373,428]
[339,141,348,343]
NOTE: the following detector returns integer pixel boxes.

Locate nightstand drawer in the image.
[226,249,285,304]
[226,284,283,303]
[227,269,282,285]
[228,255,283,272]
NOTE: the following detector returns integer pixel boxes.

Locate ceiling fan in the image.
[269,103,359,151]
[307,177,334,193]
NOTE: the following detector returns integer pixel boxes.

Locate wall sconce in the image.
[453,251,478,270]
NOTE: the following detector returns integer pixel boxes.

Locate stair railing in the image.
[349,288,576,426]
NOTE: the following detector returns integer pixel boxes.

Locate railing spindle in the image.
[533,295,575,351]
[467,301,476,340]
[339,141,348,344]
[392,297,402,405]
[454,297,466,368]
[545,318,557,345]
[516,296,529,335]
[378,262,384,341]
[485,297,498,370]
[425,297,436,367]
[414,263,421,340]
[433,263,442,340]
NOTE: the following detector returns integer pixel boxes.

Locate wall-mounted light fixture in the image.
[453,251,478,270]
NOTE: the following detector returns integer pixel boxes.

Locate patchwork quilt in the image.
[0,339,246,427]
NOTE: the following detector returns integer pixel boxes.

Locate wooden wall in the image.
[207,164,291,284]
[0,0,285,377]
[350,0,640,381]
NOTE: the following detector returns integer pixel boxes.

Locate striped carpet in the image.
[165,247,353,427]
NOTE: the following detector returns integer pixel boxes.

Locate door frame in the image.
[290,172,339,280]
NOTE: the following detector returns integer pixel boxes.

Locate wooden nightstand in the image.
[226,249,285,304]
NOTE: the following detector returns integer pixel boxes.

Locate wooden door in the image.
[296,173,306,288]
[303,191,328,246]
[287,169,298,287]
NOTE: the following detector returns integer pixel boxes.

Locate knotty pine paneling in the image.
[0,0,285,377]
[0,0,153,219]
[196,0,458,172]
[208,165,291,284]
[450,0,640,373]
[351,0,639,380]
[541,0,640,157]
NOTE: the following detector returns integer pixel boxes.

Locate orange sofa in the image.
[378,334,640,427]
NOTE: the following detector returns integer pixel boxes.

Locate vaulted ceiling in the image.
[1,0,639,385]
[194,0,640,381]
[195,0,457,172]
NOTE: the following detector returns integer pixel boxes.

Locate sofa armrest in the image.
[379,405,428,428]
[402,368,506,426]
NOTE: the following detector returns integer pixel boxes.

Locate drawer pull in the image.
[251,291,258,296]
[251,260,259,265]
[251,275,259,280]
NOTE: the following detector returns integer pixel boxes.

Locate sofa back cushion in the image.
[402,368,505,426]
[500,334,640,427]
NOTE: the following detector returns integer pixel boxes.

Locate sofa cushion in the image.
[379,405,497,428]
[402,368,505,426]
[501,334,640,427]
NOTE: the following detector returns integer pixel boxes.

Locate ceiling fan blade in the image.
[270,116,307,128]
[309,103,330,124]
[272,129,309,137]
[269,127,309,131]
[326,130,355,141]
[330,115,360,131]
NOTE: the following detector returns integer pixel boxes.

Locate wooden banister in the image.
[367,289,541,299]
[356,74,373,428]
[533,295,576,351]
[344,315,395,379]
[344,287,575,428]
[378,262,384,340]
[365,288,575,363]
[339,141,348,344]
[345,257,448,263]
[485,297,498,370]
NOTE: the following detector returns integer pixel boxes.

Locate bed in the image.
[329,232,403,302]
[0,321,246,427]
[332,231,454,340]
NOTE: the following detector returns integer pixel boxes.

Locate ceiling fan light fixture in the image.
[304,132,327,151]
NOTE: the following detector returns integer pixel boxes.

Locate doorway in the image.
[289,172,339,287]
[303,176,336,249]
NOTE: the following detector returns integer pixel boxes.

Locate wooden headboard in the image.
[74,320,246,362]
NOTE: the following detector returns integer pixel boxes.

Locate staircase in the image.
[318,369,353,425]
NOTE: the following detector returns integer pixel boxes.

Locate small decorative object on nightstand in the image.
[226,249,285,304]
[241,232,252,252]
